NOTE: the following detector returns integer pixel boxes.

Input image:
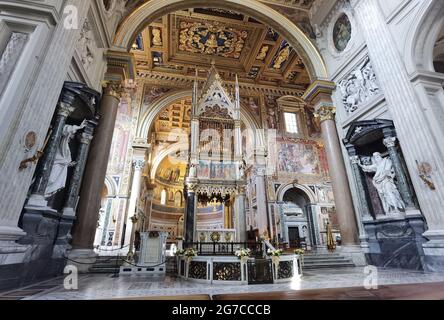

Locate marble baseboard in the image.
[0,258,66,291]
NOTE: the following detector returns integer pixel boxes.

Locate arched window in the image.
[175,191,183,207]
[160,189,167,205]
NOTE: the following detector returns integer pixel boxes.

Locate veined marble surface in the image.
[2,267,444,300]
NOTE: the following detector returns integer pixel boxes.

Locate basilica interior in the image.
[1,0,444,301]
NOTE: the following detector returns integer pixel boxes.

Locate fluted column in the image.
[353,0,444,257]
[71,84,120,253]
[303,81,359,246]
[26,92,76,208]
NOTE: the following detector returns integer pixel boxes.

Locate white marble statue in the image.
[45,121,87,198]
[359,152,406,215]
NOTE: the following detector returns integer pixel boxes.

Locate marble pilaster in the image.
[352,0,444,266]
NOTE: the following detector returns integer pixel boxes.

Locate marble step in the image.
[302,263,355,269]
[302,259,350,264]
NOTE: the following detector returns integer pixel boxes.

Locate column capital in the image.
[132,159,145,170]
[57,101,76,117]
[102,82,123,100]
[350,155,360,165]
[314,105,336,123]
[383,136,397,148]
[236,184,247,195]
[186,181,197,193]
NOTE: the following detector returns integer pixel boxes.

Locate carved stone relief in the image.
[339,56,381,113]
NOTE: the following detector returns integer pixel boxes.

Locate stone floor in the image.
[2,267,444,300]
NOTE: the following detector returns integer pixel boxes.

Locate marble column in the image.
[184,182,196,243]
[143,184,155,232]
[303,81,359,246]
[305,204,318,247]
[346,146,373,222]
[255,167,269,237]
[26,92,77,208]
[70,85,120,265]
[234,185,247,242]
[55,119,98,246]
[123,157,145,255]
[382,132,416,209]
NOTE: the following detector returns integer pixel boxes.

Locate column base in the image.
[422,230,444,272]
[67,249,97,273]
[0,226,28,265]
[26,194,50,209]
[337,245,367,267]
[363,215,427,270]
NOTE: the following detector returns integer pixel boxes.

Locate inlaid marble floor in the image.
[3,267,444,300]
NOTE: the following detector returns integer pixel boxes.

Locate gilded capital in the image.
[102,81,122,100]
[315,105,336,123]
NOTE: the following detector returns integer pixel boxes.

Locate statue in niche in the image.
[359,152,406,215]
[152,28,162,46]
[45,120,87,198]
[267,108,277,129]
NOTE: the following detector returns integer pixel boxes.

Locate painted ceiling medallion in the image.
[179,21,248,59]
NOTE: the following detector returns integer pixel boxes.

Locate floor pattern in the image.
[2,267,444,300]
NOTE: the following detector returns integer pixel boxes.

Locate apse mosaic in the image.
[179,21,248,59]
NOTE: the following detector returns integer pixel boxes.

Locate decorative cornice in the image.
[136,70,306,97]
[302,80,336,101]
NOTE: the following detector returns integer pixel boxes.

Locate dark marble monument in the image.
[344,119,427,270]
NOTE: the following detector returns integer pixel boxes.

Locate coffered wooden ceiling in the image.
[131,8,312,89]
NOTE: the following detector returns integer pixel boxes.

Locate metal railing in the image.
[183,242,263,257]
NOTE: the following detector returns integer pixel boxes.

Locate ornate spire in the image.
[235,75,240,108]
[192,67,198,115]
